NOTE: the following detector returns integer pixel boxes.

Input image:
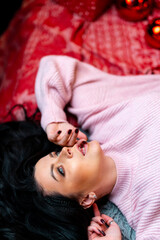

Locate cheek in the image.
[90,143,104,169]
[69,161,98,192]
[88,140,103,161]
[67,162,89,190]
[69,161,87,180]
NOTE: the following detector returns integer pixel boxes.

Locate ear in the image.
[79,192,97,209]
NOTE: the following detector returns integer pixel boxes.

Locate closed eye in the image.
[57,166,65,177]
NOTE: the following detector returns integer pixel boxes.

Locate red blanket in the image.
[0,0,160,122]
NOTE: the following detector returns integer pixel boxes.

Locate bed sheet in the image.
[0,0,159,122]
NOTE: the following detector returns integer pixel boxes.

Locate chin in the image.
[87,140,103,183]
[89,140,101,149]
[89,140,104,158]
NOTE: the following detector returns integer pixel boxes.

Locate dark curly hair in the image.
[0,120,93,240]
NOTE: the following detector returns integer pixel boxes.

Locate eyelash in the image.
[50,151,64,177]
[56,151,60,156]
[57,166,65,177]
[50,151,60,157]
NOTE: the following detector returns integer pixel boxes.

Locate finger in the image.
[90,219,107,236]
[58,129,73,146]
[90,220,102,229]
[88,228,98,240]
[93,203,100,217]
[67,128,79,146]
[101,214,116,227]
[88,225,102,236]
[91,216,104,226]
[46,122,58,136]
[77,131,88,141]
[88,232,97,240]
[47,130,62,142]
[89,225,106,237]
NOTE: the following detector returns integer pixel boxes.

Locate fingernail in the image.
[101,230,106,236]
[98,229,106,236]
[57,130,62,134]
[75,128,79,134]
[68,129,72,134]
[100,219,106,224]
[105,222,109,228]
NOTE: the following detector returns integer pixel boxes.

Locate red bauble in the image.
[116,0,154,21]
[145,18,160,49]
[154,0,160,8]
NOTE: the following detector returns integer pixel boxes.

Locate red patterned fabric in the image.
[0,0,160,122]
[54,0,113,21]
[81,7,160,75]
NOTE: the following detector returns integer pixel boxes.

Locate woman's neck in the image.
[94,155,117,200]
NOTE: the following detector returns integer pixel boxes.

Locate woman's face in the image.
[34,140,104,197]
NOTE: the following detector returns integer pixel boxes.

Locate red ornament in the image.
[154,0,160,8]
[116,0,154,21]
[145,17,160,49]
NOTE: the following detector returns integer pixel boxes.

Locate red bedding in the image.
[0,0,160,122]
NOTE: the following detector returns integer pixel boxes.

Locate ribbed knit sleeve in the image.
[35,55,160,131]
[35,56,76,129]
[35,55,109,130]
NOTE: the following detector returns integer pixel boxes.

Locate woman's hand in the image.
[46,122,88,146]
[88,204,122,240]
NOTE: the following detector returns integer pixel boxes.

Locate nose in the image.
[61,147,73,158]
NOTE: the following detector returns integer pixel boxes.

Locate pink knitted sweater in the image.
[35,56,160,240]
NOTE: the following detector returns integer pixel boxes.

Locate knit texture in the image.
[35,55,160,240]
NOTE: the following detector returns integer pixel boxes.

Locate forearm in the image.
[35,55,110,130]
[35,55,78,130]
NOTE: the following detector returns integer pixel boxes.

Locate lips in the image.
[77,140,87,156]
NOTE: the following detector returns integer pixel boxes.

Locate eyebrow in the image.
[51,164,58,182]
